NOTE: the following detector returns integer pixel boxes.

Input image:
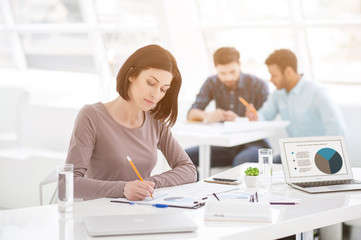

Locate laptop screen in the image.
[279,136,353,183]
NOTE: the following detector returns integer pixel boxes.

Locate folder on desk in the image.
[111,197,204,209]
[111,182,238,209]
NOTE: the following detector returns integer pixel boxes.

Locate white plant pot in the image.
[244,175,259,188]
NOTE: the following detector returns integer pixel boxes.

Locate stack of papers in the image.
[204,199,272,222]
[213,189,300,205]
[204,190,300,222]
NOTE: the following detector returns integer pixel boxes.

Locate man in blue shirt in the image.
[186,47,270,170]
[245,49,345,164]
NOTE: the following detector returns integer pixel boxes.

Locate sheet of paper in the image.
[155,181,238,198]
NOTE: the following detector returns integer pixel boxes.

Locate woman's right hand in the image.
[123,180,155,201]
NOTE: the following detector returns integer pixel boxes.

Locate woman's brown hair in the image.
[116,44,181,127]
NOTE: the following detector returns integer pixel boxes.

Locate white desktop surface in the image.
[2,164,361,240]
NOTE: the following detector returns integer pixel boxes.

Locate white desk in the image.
[172,121,289,180]
[2,164,361,240]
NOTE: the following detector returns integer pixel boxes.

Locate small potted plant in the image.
[244,167,259,187]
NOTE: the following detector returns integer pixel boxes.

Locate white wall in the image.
[340,104,361,167]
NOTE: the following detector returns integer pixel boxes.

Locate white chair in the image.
[0,155,65,208]
[39,170,57,205]
[39,170,84,206]
[0,104,79,208]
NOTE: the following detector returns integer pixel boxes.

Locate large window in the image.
[0,0,360,108]
[302,0,361,83]
[95,0,158,24]
[94,0,161,76]
[0,33,15,68]
[5,0,162,74]
[306,28,361,83]
[197,0,290,22]
[0,0,164,104]
[197,0,361,83]
[10,0,83,23]
[301,0,361,19]
[20,33,95,72]
[197,0,291,79]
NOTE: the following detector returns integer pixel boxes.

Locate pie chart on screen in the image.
[315,148,343,174]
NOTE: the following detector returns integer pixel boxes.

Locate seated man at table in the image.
[245,48,346,164]
[185,47,271,172]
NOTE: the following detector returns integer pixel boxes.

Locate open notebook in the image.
[279,136,361,193]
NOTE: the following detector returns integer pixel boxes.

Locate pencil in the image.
[126,156,153,198]
[239,97,257,115]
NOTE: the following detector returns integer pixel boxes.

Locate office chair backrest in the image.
[19,104,79,152]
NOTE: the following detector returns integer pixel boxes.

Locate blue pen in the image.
[129,202,169,208]
[111,200,169,208]
[152,204,168,208]
[134,202,169,208]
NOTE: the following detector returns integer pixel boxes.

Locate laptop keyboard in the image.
[294,179,361,188]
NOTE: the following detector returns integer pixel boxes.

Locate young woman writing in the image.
[66,45,197,201]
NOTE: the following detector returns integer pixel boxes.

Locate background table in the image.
[172,121,289,180]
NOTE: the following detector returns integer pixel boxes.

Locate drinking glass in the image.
[258,148,273,190]
[57,163,74,213]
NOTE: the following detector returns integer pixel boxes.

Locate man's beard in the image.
[224,80,237,90]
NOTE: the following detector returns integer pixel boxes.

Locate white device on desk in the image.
[204,177,242,185]
[84,212,197,237]
[279,136,361,193]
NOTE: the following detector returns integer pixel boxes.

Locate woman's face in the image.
[129,68,173,111]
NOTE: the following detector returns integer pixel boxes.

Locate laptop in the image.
[279,136,361,193]
[84,212,198,237]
